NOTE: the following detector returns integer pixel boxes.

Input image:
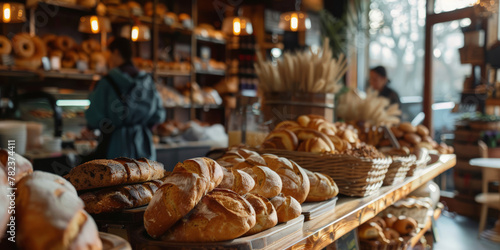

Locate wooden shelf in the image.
[28,0,94,12]
[164,104,223,109]
[0,68,101,82]
[279,154,456,250]
[196,36,226,44]
[107,12,192,35]
[151,70,191,77]
[195,69,226,76]
[408,206,442,248]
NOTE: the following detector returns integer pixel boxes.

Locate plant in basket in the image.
[479,130,500,157]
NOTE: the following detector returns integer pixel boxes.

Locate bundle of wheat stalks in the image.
[337,88,401,126]
[255,38,346,94]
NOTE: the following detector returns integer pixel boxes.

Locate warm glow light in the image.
[131,25,139,42]
[3,4,11,23]
[90,16,99,33]
[233,17,241,36]
[290,13,298,32]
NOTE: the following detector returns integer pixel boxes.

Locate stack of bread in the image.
[133,58,191,72]
[65,158,168,214]
[144,150,338,242]
[378,122,454,154]
[358,214,418,250]
[0,33,47,70]
[0,149,103,249]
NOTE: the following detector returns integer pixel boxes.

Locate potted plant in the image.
[480,130,500,157]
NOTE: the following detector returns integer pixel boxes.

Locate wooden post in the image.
[423,19,433,136]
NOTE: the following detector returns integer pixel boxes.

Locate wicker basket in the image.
[359,239,404,250]
[383,155,416,186]
[257,149,392,197]
[406,155,429,177]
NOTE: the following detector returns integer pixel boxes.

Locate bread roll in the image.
[307,118,336,136]
[297,137,332,153]
[144,157,223,238]
[243,193,277,236]
[416,124,429,137]
[65,157,165,190]
[393,217,417,236]
[294,128,335,153]
[366,216,386,229]
[358,222,389,243]
[16,171,102,250]
[304,169,338,202]
[79,179,164,214]
[399,122,417,133]
[0,149,33,183]
[390,126,404,138]
[261,154,310,203]
[275,120,300,130]
[383,228,400,241]
[218,167,255,195]
[238,166,282,198]
[270,193,301,223]
[0,35,12,55]
[262,129,299,151]
[161,188,256,242]
[328,135,345,152]
[297,115,311,127]
[383,213,397,228]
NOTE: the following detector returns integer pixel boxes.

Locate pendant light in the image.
[222,8,253,36]
[78,15,111,34]
[0,2,26,23]
[120,24,151,42]
[279,0,311,32]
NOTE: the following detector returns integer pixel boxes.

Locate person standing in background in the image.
[85,37,165,160]
[369,66,401,107]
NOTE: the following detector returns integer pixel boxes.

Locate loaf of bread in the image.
[80,179,165,214]
[216,148,265,168]
[269,193,302,223]
[16,171,102,250]
[237,166,282,198]
[261,154,310,203]
[0,149,33,183]
[304,169,338,202]
[243,193,277,236]
[358,222,389,243]
[65,157,166,190]
[161,188,256,242]
[144,157,223,238]
[262,129,299,151]
[218,167,255,195]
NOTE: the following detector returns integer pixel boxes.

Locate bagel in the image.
[41,34,57,49]
[62,51,78,68]
[77,52,89,63]
[14,36,46,70]
[12,33,35,58]
[0,35,12,55]
[81,39,101,54]
[49,50,63,58]
[392,217,417,236]
[383,228,401,241]
[55,36,75,51]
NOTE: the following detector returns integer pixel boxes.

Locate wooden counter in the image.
[282,154,456,250]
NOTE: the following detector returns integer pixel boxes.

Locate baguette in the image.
[65,157,165,191]
[161,188,256,242]
[79,179,165,214]
[144,157,223,238]
[304,169,338,202]
[16,171,102,250]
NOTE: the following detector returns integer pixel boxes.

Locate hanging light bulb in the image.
[233,17,241,36]
[0,2,26,23]
[223,16,252,36]
[121,24,150,42]
[131,25,139,42]
[90,16,99,33]
[79,15,111,34]
[279,11,310,32]
[290,13,298,31]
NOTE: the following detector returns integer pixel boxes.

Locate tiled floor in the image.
[433,214,500,250]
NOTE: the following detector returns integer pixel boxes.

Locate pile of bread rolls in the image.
[133,57,191,72]
[358,213,418,249]
[64,157,168,214]
[105,1,191,27]
[42,34,106,71]
[0,149,103,249]
[144,149,339,242]
[378,122,454,154]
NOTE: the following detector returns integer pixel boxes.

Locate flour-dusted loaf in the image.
[0,148,33,183]
[238,165,282,198]
[161,188,256,242]
[243,193,277,236]
[79,178,165,214]
[261,154,310,203]
[218,167,255,195]
[65,157,165,190]
[16,171,102,250]
[217,148,266,168]
[304,169,339,202]
[144,157,223,238]
[270,193,302,223]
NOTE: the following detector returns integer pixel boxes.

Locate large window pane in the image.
[434,0,477,14]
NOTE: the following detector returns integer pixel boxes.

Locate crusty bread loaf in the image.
[270,193,302,223]
[237,166,282,198]
[161,188,256,242]
[0,149,33,183]
[243,193,277,236]
[144,157,223,238]
[304,169,338,202]
[218,167,255,195]
[65,157,165,190]
[261,154,310,204]
[262,129,299,151]
[216,148,266,168]
[80,179,165,214]
[16,171,102,250]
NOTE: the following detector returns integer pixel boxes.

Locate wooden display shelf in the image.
[28,0,94,12]
[0,67,101,82]
[408,206,442,248]
[164,104,223,109]
[196,36,226,44]
[107,12,192,35]
[281,154,456,250]
[195,69,226,76]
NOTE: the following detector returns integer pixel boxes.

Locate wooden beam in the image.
[427,6,475,24]
[423,18,433,135]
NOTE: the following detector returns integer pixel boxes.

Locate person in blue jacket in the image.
[85,37,165,160]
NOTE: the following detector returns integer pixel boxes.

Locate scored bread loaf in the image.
[270,193,302,223]
[16,171,102,250]
[65,157,166,190]
[80,178,165,214]
[218,167,255,195]
[144,157,223,238]
[243,193,277,236]
[0,149,33,183]
[217,148,265,168]
[161,188,256,242]
[261,154,310,204]
[237,166,282,198]
[304,169,339,202]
